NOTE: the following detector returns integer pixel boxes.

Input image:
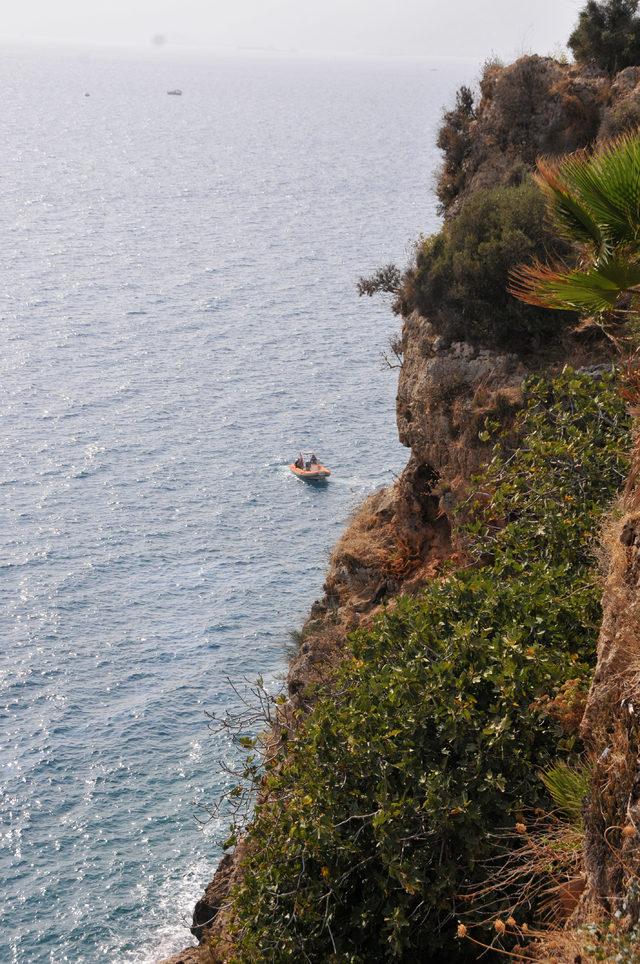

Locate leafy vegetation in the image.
[579,917,640,960]
[510,132,640,309]
[568,0,640,74]
[457,765,589,948]
[358,181,575,349]
[510,132,640,337]
[406,181,575,347]
[356,264,402,299]
[224,370,630,962]
[541,764,589,823]
[436,84,476,212]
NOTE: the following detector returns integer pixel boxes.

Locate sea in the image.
[0,43,477,962]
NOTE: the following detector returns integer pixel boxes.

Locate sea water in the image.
[0,44,476,961]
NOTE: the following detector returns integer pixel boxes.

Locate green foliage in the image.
[581,915,640,960]
[569,0,640,73]
[408,181,575,347]
[542,134,640,251]
[356,264,403,299]
[510,132,640,325]
[436,84,476,211]
[459,370,629,567]
[226,370,630,962]
[540,764,589,823]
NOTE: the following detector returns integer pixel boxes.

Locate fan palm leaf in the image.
[511,131,640,320]
[540,764,589,825]
[510,257,640,313]
[534,158,605,249]
[559,134,640,246]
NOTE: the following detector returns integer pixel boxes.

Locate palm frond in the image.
[509,257,640,314]
[535,157,604,249]
[540,764,589,824]
[554,132,640,248]
[512,133,640,327]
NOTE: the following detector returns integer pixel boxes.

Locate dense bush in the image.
[569,0,640,73]
[406,180,575,348]
[225,370,630,962]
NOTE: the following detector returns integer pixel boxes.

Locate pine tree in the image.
[569,0,640,73]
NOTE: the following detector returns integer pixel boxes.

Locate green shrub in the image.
[580,919,640,960]
[436,85,476,212]
[568,0,640,73]
[225,370,630,962]
[406,180,575,348]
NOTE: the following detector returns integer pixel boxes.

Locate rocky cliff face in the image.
[575,464,640,928]
[440,56,640,218]
[396,312,525,500]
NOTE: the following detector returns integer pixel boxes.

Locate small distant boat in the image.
[167,89,183,96]
[290,452,331,482]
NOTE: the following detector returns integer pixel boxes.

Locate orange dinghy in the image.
[290,451,331,481]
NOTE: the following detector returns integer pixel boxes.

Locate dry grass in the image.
[330,492,424,582]
[527,928,603,962]
[459,813,585,934]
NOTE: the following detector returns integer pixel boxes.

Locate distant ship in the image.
[167,89,183,96]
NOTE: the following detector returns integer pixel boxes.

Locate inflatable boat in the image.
[290,452,331,481]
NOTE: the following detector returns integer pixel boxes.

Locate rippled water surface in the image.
[0,44,476,961]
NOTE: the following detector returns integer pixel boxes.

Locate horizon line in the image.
[0,34,566,64]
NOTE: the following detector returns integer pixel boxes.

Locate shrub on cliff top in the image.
[436,84,476,212]
[407,180,575,348]
[434,57,604,217]
[224,370,630,962]
[569,0,640,73]
[358,181,574,350]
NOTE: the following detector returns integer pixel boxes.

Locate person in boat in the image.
[309,453,318,466]
[294,454,304,470]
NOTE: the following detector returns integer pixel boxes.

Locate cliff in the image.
[578,461,640,930]
[166,56,640,964]
[437,56,640,216]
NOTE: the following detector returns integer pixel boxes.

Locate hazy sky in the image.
[3,0,585,60]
